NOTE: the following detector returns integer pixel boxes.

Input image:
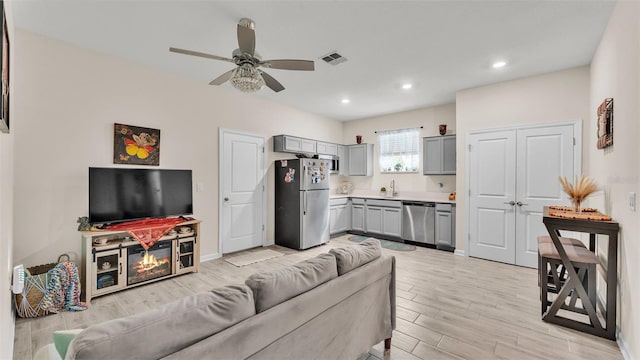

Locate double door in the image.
[467,124,577,268]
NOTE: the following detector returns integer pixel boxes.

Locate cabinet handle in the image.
[503,201,515,206]
[119,262,122,275]
[516,201,529,207]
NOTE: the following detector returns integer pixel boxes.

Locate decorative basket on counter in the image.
[15,254,70,318]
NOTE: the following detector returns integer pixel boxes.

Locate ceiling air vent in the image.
[320,51,347,65]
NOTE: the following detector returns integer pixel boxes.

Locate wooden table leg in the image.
[543,224,603,332]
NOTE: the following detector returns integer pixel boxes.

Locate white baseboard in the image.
[616,326,632,360]
[200,252,221,262]
[5,297,16,360]
[454,249,465,256]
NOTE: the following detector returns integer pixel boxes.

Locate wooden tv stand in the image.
[80,219,200,303]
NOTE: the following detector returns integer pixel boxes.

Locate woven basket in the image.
[15,254,69,318]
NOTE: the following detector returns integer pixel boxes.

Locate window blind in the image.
[377,127,420,172]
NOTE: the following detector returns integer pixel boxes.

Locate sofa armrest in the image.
[390,255,396,330]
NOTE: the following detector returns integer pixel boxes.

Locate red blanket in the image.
[107,218,186,250]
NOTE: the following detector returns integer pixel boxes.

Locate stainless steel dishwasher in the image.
[402,202,435,245]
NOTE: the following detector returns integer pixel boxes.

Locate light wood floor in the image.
[13,235,622,359]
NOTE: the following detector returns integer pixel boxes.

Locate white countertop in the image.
[330,189,455,204]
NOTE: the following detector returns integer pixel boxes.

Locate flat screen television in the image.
[89,167,193,224]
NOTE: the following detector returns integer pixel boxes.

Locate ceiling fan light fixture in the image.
[230,63,264,92]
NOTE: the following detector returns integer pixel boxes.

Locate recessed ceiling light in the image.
[493,61,507,68]
[402,83,413,90]
[341,98,350,104]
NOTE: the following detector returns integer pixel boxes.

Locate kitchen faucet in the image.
[390,179,397,196]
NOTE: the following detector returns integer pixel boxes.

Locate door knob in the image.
[224,197,229,202]
[516,201,528,207]
[503,201,515,206]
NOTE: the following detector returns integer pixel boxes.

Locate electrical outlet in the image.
[196,183,204,192]
[629,192,636,212]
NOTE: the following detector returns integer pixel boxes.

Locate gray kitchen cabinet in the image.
[273,135,317,154]
[351,198,366,232]
[382,206,402,238]
[423,135,456,175]
[348,143,374,176]
[364,206,382,234]
[435,203,456,250]
[365,199,402,238]
[317,141,338,156]
[337,145,349,176]
[329,198,351,235]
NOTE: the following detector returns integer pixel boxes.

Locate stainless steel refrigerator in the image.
[275,158,330,250]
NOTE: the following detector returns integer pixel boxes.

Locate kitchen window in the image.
[377,127,419,173]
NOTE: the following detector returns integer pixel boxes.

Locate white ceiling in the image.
[12,1,615,121]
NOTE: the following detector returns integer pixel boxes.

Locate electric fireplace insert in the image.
[127,241,172,285]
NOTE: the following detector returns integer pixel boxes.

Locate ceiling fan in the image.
[170,18,314,93]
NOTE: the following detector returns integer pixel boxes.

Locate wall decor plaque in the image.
[597,98,613,149]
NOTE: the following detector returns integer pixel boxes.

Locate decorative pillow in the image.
[53,329,84,359]
[246,253,338,313]
[330,238,382,275]
[66,285,255,359]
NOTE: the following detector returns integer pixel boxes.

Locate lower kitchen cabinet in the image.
[382,206,402,238]
[364,199,402,238]
[330,198,351,235]
[435,203,456,250]
[330,196,449,247]
[364,206,382,234]
[351,198,366,232]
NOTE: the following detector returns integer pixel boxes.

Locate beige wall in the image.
[0,2,15,357]
[589,1,639,357]
[455,66,591,253]
[0,79,15,359]
[12,30,342,267]
[341,104,456,194]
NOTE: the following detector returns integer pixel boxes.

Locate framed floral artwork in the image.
[597,98,613,149]
[113,123,160,166]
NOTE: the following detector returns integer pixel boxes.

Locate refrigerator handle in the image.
[303,191,307,215]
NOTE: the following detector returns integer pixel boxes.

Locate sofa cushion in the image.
[330,238,382,275]
[246,253,338,313]
[66,285,255,359]
[53,329,83,359]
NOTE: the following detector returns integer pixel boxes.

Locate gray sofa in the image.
[65,239,396,359]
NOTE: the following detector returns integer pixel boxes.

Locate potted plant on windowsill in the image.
[394,163,403,171]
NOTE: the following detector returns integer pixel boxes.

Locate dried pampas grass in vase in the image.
[558,174,598,212]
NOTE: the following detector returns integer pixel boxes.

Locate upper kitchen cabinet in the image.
[316,141,338,156]
[337,145,349,176]
[348,144,374,176]
[423,135,456,175]
[273,135,316,154]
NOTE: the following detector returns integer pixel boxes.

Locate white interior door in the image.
[515,125,574,267]
[468,130,517,264]
[468,123,577,268]
[220,129,265,254]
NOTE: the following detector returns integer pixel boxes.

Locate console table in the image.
[542,207,618,339]
[80,220,200,303]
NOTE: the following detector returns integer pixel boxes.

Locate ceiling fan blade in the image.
[237,24,256,56]
[260,71,285,92]
[209,68,236,85]
[169,47,234,63]
[261,59,315,71]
